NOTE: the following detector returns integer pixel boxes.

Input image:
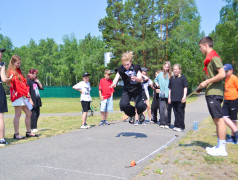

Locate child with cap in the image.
[0,49,12,146]
[110,51,147,124]
[98,69,115,126]
[198,36,227,156]
[222,64,238,144]
[73,73,91,129]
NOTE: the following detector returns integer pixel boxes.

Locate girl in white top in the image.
[141,68,155,122]
[73,73,91,129]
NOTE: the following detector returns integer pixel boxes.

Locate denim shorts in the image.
[222,99,238,121]
[100,96,113,112]
[205,95,223,119]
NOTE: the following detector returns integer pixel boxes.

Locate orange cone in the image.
[131,160,136,166]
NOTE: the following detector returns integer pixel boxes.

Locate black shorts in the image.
[81,101,91,112]
[205,95,223,119]
[222,99,238,121]
[142,90,148,101]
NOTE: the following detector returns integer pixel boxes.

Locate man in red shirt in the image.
[99,69,115,125]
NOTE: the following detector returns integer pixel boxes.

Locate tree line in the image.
[0,0,237,91]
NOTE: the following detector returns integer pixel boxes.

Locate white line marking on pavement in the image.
[136,135,178,165]
[34,165,127,180]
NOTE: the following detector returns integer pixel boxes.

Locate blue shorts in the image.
[100,96,113,112]
[222,99,238,121]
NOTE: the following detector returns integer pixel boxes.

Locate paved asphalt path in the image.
[0,94,210,180]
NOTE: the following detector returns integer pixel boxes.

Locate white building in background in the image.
[104,52,112,67]
[104,52,124,86]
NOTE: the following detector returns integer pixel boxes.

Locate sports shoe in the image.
[206,146,217,152]
[139,114,145,123]
[80,125,88,129]
[134,120,139,126]
[207,148,228,156]
[84,123,91,128]
[226,136,236,144]
[173,127,178,131]
[175,128,184,132]
[103,120,110,125]
[142,121,146,126]
[129,116,135,124]
[165,125,169,129]
[160,125,165,128]
[0,139,8,147]
[31,129,38,133]
[99,121,104,126]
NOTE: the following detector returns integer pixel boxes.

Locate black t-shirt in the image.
[115,64,142,94]
[169,74,188,102]
[27,79,43,107]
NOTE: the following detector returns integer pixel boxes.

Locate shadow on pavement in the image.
[116,132,147,138]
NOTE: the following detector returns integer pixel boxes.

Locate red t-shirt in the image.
[99,78,114,99]
[9,68,30,102]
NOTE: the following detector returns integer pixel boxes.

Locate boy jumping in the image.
[111,52,147,124]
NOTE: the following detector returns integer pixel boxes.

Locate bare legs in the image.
[13,106,33,138]
[0,113,5,139]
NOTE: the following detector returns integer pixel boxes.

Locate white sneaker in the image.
[175,128,184,132]
[165,125,169,129]
[134,120,139,126]
[206,146,217,152]
[84,123,91,128]
[142,121,146,126]
[80,125,88,129]
[160,125,165,128]
[31,129,38,133]
[173,127,178,131]
[207,148,228,156]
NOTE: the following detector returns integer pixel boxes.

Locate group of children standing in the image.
[0,51,43,146]
[0,36,237,158]
[73,51,189,134]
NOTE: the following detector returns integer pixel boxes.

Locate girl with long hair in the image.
[154,61,172,128]
[7,55,38,139]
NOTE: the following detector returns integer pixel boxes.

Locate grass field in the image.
[136,117,238,179]
[3,95,197,146]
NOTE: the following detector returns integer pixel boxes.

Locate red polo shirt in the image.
[99,78,114,99]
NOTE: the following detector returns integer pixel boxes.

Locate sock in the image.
[216,137,220,148]
[218,140,226,151]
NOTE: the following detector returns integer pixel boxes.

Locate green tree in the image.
[211,0,238,73]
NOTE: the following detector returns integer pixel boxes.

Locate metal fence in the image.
[39,86,153,98]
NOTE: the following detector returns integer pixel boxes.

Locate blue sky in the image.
[0,0,227,48]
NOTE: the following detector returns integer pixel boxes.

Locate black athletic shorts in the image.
[81,101,91,112]
[222,99,238,121]
[205,95,223,119]
[142,90,148,101]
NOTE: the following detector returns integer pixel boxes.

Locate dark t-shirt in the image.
[27,79,43,107]
[115,64,142,94]
[169,74,188,102]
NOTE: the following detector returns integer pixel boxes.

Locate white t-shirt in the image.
[73,81,91,101]
[142,78,153,99]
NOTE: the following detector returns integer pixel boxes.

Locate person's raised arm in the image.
[110,72,120,88]
[132,70,142,82]
[0,65,12,83]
